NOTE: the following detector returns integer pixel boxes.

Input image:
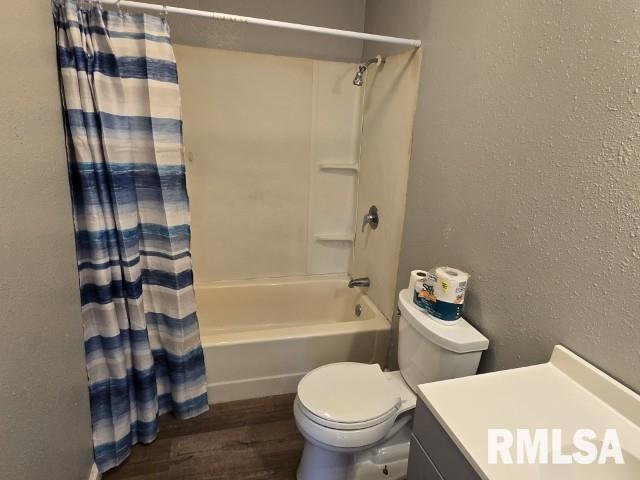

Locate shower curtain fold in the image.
[53,1,208,472]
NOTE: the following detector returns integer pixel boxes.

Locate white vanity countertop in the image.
[417,345,640,480]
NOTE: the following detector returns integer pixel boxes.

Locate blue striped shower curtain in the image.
[53,1,208,472]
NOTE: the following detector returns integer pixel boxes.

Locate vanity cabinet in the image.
[407,399,482,480]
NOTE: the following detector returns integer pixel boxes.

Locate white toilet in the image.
[294,289,490,480]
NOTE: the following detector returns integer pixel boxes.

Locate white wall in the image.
[176,46,362,283]
[365,0,640,392]
[0,1,94,479]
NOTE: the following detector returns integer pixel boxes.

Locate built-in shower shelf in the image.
[318,162,359,172]
[314,233,355,242]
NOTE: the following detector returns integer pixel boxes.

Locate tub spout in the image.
[348,277,370,288]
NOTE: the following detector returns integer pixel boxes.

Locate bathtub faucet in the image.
[348,277,370,288]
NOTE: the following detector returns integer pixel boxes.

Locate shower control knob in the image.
[361,205,379,232]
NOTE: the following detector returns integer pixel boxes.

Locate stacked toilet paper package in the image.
[409,266,469,325]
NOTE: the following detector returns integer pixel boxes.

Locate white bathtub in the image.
[195,275,391,404]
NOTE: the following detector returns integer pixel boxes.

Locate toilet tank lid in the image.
[398,289,489,354]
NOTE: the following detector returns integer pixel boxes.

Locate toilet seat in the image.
[294,364,417,450]
[294,397,400,450]
[297,396,398,430]
[297,363,401,430]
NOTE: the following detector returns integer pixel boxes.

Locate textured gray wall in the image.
[365,0,640,392]
[143,0,366,61]
[0,1,94,479]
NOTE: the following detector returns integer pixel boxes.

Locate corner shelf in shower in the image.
[318,162,359,172]
[314,233,355,242]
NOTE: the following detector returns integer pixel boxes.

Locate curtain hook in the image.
[162,5,169,19]
[115,0,123,15]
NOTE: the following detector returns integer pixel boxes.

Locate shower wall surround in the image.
[176,45,422,322]
[352,49,422,319]
[176,46,362,282]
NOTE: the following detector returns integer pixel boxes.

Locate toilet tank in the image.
[397,290,489,392]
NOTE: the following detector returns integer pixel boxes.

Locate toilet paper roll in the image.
[413,266,469,323]
[408,269,428,291]
[433,267,469,303]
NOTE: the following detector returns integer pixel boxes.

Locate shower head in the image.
[353,65,367,86]
[353,55,385,87]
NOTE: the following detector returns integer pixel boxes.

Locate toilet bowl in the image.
[294,289,490,480]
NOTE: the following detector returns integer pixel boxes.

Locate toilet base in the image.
[297,421,412,480]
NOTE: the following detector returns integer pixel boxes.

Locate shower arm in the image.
[361,55,385,71]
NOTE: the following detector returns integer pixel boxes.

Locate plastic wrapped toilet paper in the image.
[413,266,469,323]
[408,270,428,291]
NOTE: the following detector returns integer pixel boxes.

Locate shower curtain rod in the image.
[97,0,422,47]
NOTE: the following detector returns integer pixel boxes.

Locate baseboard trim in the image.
[88,463,101,480]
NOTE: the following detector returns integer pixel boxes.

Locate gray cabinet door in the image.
[407,433,444,480]
[411,399,482,480]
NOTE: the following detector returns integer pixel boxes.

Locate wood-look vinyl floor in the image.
[103,394,304,480]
